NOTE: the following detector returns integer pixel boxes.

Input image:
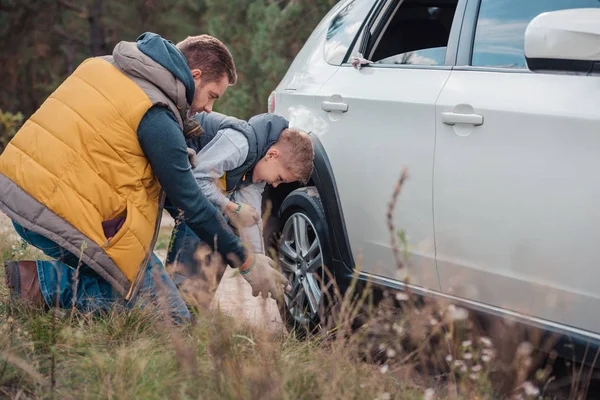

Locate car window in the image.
[369,1,459,67]
[324,0,377,65]
[472,0,600,68]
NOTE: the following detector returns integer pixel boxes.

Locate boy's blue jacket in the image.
[188,111,289,192]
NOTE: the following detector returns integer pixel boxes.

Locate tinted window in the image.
[324,0,376,65]
[472,0,600,68]
[371,2,458,67]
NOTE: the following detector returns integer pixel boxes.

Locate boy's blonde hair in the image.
[274,129,314,184]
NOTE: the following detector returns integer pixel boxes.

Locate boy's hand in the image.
[240,254,291,303]
[225,202,260,228]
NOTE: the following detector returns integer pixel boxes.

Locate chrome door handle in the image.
[321,101,348,113]
[442,112,483,126]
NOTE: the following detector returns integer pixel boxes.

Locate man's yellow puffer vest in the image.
[0,38,199,298]
[0,58,158,297]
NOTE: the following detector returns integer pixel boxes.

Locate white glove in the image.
[226,202,260,228]
[241,254,291,302]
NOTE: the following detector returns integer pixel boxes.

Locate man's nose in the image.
[272,182,279,188]
[204,104,213,113]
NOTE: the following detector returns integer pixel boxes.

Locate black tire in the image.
[276,187,336,335]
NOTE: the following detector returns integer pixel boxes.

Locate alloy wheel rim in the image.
[279,212,323,325]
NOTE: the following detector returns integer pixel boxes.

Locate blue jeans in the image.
[166,220,204,286]
[12,221,190,323]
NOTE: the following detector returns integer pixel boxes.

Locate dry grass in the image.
[0,173,595,399]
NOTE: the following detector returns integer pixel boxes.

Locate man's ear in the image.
[267,148,280,159]
[191,69,202,83]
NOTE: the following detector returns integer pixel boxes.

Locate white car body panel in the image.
[314,65,451,291]
[434,70,600,333]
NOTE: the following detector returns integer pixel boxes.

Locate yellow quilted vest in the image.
[0,58,162,298]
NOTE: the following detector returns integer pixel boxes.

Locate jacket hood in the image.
[111,33,193,108]
[136,32,195,105]
[247,113,289,157]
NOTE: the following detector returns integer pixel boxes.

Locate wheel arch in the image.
[262,134,355,279]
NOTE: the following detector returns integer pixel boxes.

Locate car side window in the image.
[324,0,377,66]
[472,0,600,69]
[368,0,459,66]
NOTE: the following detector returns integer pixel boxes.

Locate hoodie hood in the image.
[247,113,289,158]
[135,32,195,105]
[110,32,202,137]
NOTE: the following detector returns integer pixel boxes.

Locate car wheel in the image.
[277,187,333,333]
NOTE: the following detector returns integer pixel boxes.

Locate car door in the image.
[434,0,600,332]
[314,0,467,291]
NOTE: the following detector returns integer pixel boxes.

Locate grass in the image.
[0,175,594,399]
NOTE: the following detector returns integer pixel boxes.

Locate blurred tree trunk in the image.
[0,0,334,125]
[88,0,107,56]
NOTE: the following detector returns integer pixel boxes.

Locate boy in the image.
[166,111,314,288]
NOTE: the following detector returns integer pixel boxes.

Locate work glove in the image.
[187,147,198,169]
[225,202,260,228]
[241,254,291,302]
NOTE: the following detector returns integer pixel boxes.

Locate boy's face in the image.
[252,148,297,188]
[190,69,229,114]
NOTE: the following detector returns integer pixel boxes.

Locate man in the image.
[0,32,288,323]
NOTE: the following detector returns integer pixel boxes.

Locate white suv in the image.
[266,0,600,353]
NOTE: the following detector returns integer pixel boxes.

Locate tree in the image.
[0,0,335,146]
[203,0,336,119]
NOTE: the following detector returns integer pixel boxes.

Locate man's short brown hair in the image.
[176,34,237,85]
[275,129,314,185]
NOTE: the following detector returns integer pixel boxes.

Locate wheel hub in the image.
[278,212,324,325]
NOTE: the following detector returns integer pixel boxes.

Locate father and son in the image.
[0,32,314,323]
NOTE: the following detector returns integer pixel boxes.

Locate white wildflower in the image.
[481,355,491,363]
[11,245,16,250]
[380,364,389,374]
[386,348,396,358]
[471,364,482,372]
[482,348,496,358]
[462,340,472,348]
[430,318,439,326]
[445,354,453,363]
[522,381,540,397]
[423,388,435,400]
[479,336,493,347]
[517,342,533,358]
[470,373,479,381]
[447,304,468,321]
[393,323,404,335]
[395,292,409,301]
[463,352,473,360]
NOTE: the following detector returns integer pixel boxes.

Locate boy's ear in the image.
[267,148,280,159]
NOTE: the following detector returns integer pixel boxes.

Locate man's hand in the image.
[225,202,260,228]
[240,254,291,302]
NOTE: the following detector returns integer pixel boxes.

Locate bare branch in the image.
[53,25,87,47]
[57,0,87,16]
